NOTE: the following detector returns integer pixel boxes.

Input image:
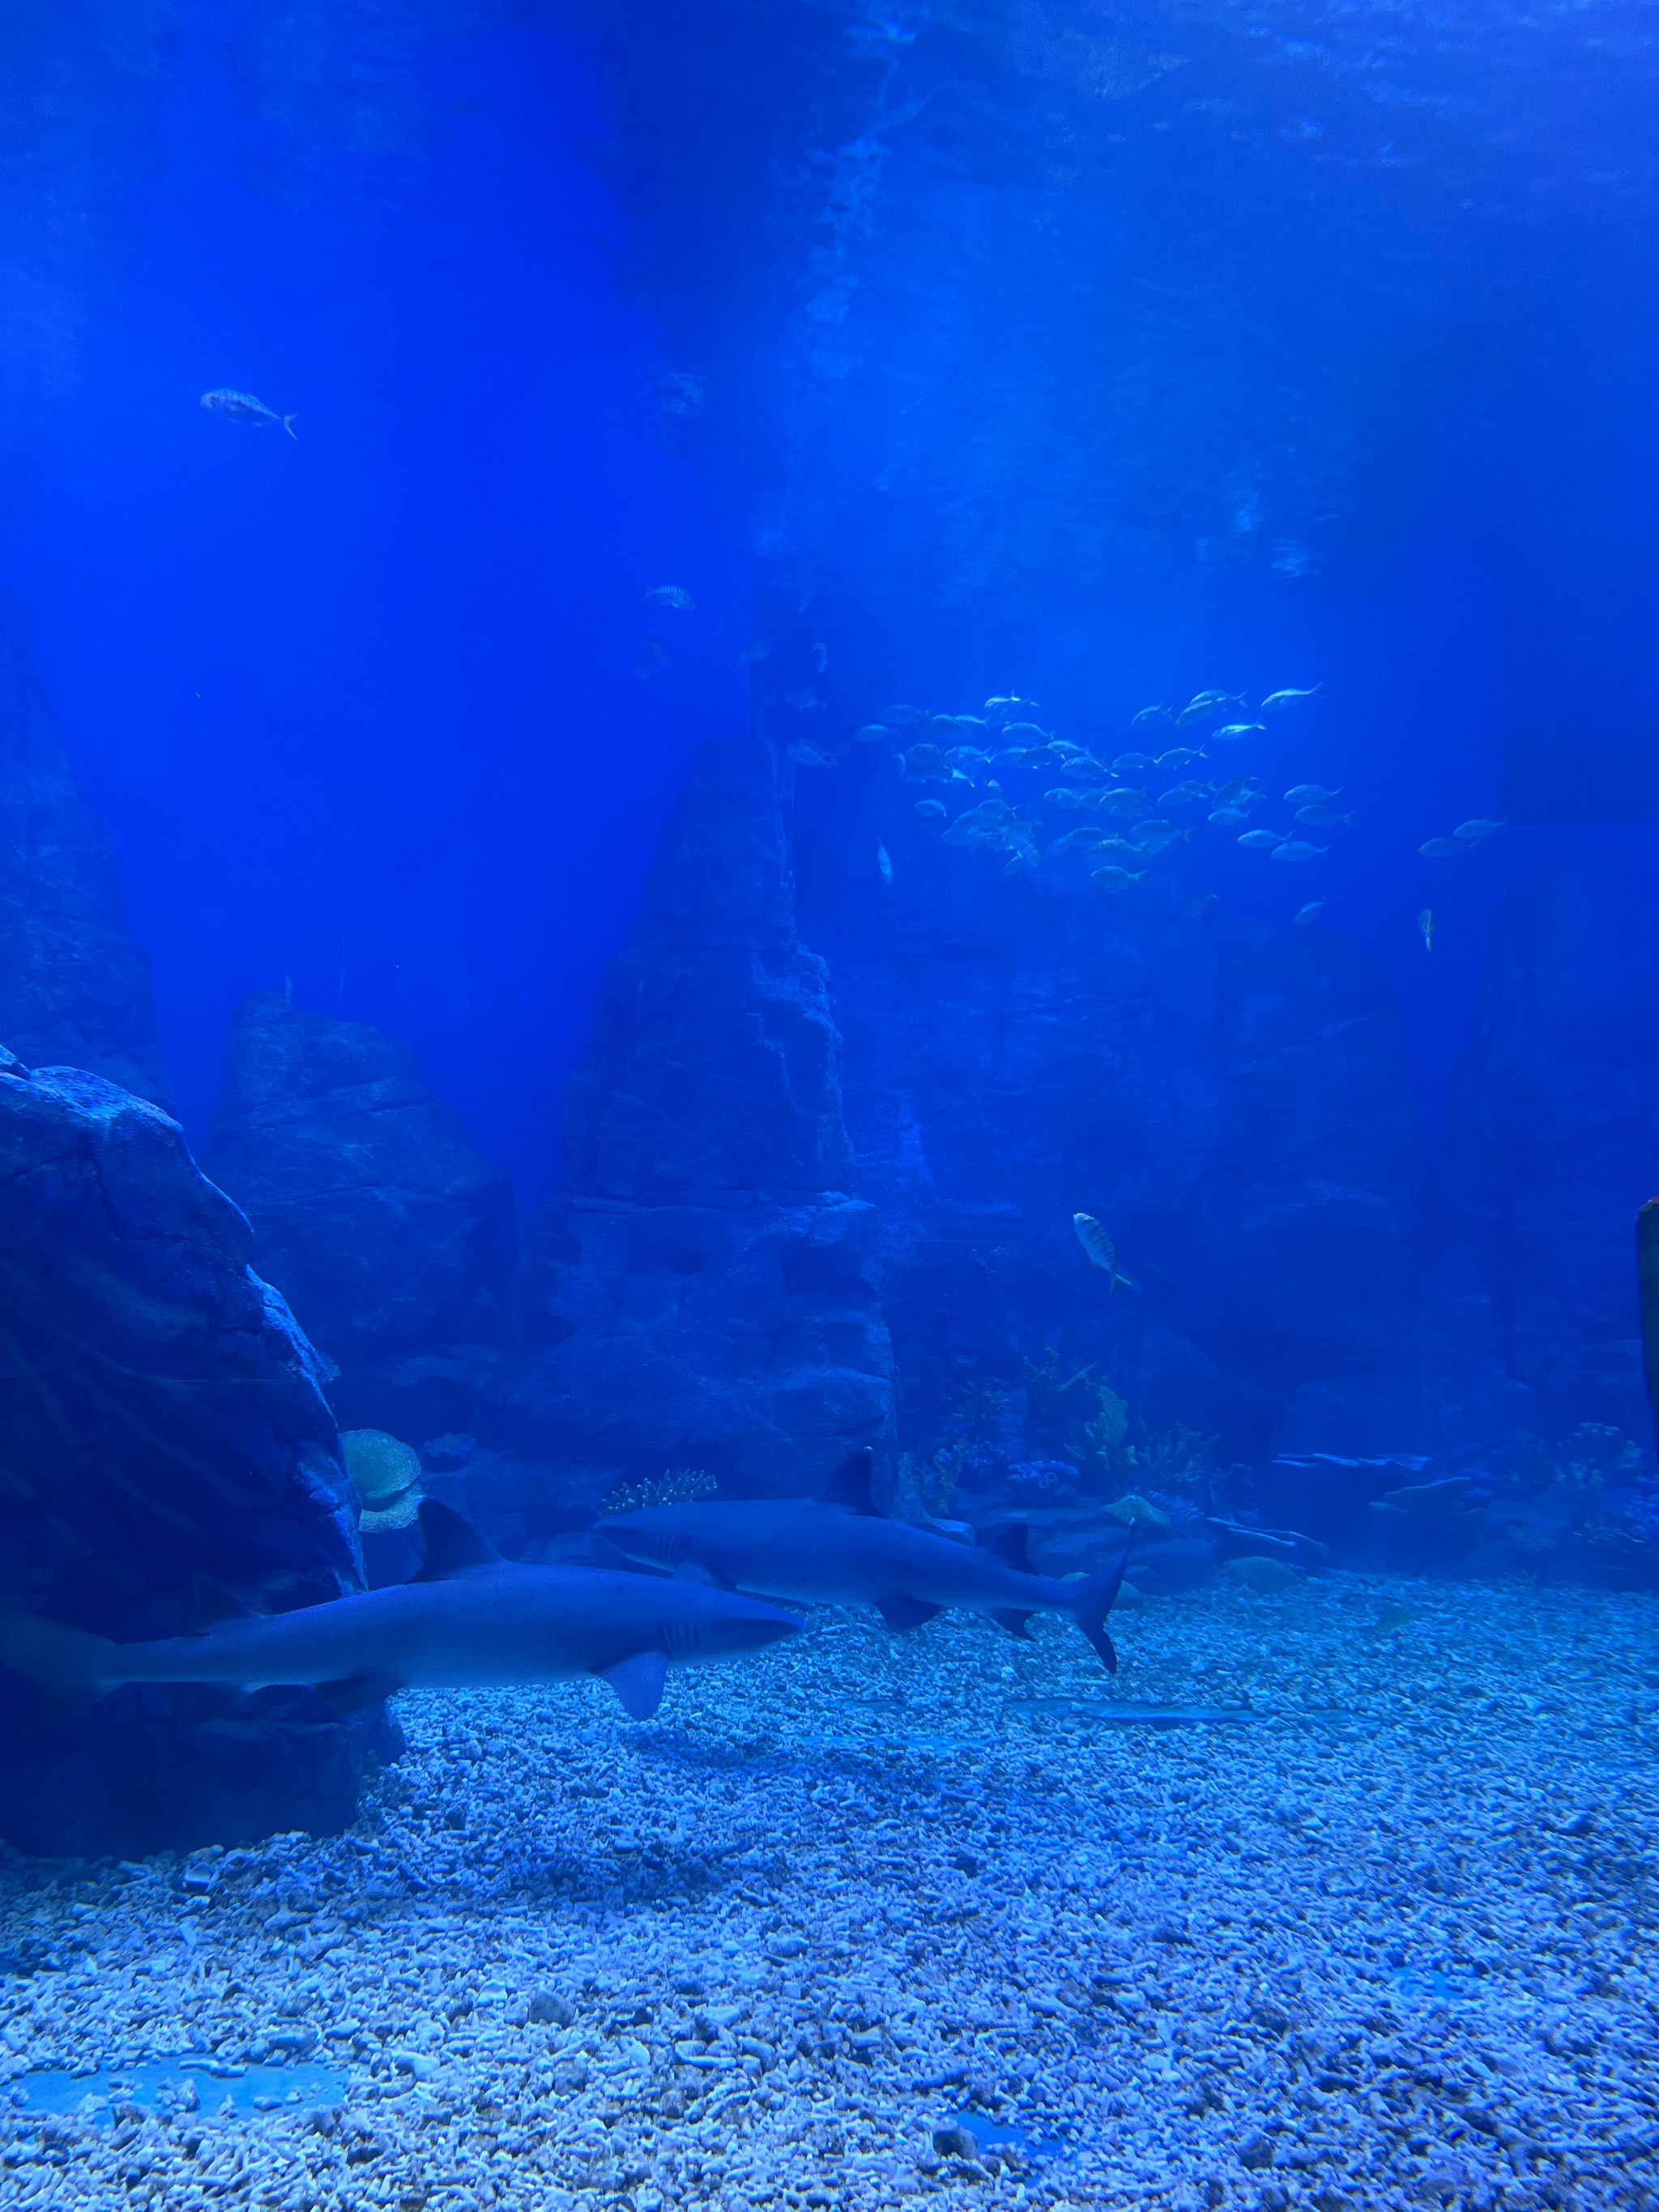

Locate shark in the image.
[598,1454,1132,1672]
[0,1503,802,1727]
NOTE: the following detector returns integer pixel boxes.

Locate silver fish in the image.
[1209,806,1248,826]
[1286,784,1341,804]
[1211,722,1265,742]
[1160,781,1213,806]
[1091,865,1148,892]
[876,843,893,885]
[1294,901,1325,926]
[1072,1212,1138,1292]
[1260,685,1321,711]
[200,388,296,437]
[1295,803,1353,826]
[0,1504,800,1727]
[854,723,892,744]
[1271,839,1328,862]
[1131,704,1173,725]
[914,799,948,820]
[643,584,696,611]
[1237,829,1283,852]
[1154,747,1207,770]
[1453,818,1505,843]
[1418,837,1463,858]
[1112,752,1155,774]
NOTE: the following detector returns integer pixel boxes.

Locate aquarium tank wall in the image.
[1,5,1656,2210]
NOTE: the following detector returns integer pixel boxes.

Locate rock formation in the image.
[203,993,514,1435]
[1443,863,1659,1444]
[793,767,1427,1463]
[0,1051,385,1857]
[502,732,895,1512]
[0,602,168,1105]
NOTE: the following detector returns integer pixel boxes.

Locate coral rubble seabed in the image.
[2,1578,1655,2210]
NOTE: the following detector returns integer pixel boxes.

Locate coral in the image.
[342,1428,424,1532]
[1006,1459,1081,1501]
[601,1467,718,1515]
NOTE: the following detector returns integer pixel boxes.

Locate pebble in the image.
[1,1574,1656,2210]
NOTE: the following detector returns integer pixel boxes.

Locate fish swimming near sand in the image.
[200,388,297,437]
[0,1505,801,1727]
[599,1454,1132,1672]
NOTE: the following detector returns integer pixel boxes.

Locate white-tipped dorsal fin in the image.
[598,1649,669,1721]
[412,1500,502,1581]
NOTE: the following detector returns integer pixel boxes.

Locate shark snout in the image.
[723,1603,803,1653]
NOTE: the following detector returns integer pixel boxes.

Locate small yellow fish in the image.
[1418,908,1435,951]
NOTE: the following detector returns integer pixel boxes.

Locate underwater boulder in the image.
[203,993,514,1429]
[506,730,896,1496]
[0,1053,387,1858]
[1444,864,1659,1445]
[0,602,168,1107]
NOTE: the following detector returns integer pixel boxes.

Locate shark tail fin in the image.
[1069,1529,1137,1675]
[283,415,298,439]
[0,1612,113,1730]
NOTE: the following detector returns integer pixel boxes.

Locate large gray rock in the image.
[0,1052,383,1858]
[1444,864,1659,1442]
[504,732,895,1503]
[0,604,167,1105]
[203,994,514,1431]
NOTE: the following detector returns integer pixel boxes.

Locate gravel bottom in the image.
[2,1573,1657,2212]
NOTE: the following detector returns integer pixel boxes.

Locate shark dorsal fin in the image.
[190,1575,255,1630]
[820,1448,879,1515]
[413,1500,502,1580]
[988,1521,1032,1572]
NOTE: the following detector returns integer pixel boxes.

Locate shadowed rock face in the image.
[0,1052,387,1858]
[505,732,895,1500]
[792,769,1431,1461]
[0,605,168,1107]
[1444,864,1659,1441]
[203,995,514,1416]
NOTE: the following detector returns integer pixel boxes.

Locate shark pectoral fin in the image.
[190,1576,256,1630]
[413,1500,503,1581]
[672,1561,736,1591]
[599,1649,669,1721]
[987,1522,1032,1571]
[314,1670,402,1716]
[876,1594,943,1633]
[991,1608,1038,1641]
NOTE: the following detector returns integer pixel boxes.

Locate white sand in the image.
[2,1574,1656,2210]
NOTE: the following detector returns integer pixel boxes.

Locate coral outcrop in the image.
[0,1052,385,1856]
